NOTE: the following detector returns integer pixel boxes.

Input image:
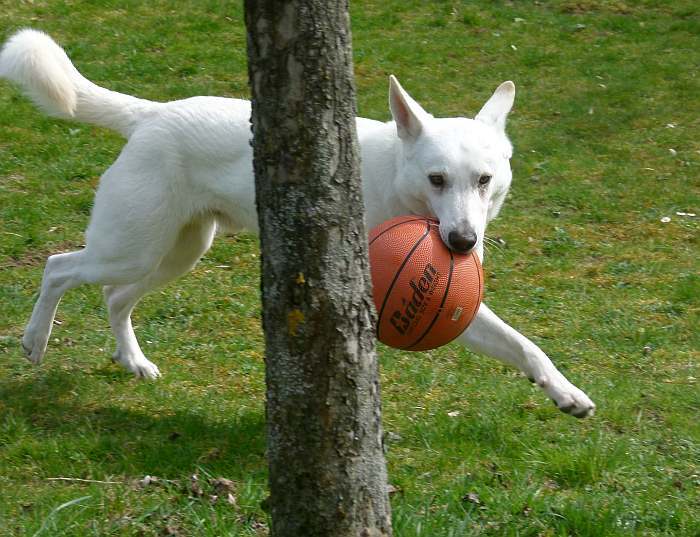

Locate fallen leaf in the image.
[211,477,236,494]
[387,484,403,496]
[190,474,204,497]
[163,525,182,536]
[139,475,159,487]
[462,492,482,505]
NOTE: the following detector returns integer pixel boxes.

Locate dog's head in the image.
[389,76,515,260]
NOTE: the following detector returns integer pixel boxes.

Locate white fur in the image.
[0,30,595,417]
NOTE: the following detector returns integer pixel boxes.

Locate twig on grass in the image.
[46,477,122,485]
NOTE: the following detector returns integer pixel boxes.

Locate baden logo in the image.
[389,263,439,335]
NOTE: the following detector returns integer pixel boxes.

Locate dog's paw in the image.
[113,349,161,380]
[21,330,49,365]
[535,373,596,418]
[133,360,161,380]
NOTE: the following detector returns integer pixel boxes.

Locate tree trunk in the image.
[244,2,392,536]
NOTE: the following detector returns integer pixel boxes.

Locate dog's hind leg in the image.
[22,250,84,363]
[22,248,163,365]
[21,140,202,369]
[23,201,180,365]
[103,216,217,378]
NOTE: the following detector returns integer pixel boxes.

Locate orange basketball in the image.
[368,216,484,351]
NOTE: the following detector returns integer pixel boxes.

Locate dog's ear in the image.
[475,81,515,131]
[389,75,427,140]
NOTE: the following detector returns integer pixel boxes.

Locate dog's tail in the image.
[0,29,157,138]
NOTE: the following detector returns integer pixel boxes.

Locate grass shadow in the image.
[0,369,266,480]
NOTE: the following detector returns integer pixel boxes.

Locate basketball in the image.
[368,215,484,351]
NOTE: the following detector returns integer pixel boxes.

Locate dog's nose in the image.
[447,230,477,253]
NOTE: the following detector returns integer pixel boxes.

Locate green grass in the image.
[1,1,699,535]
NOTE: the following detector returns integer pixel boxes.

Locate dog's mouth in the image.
[417,211,479,255]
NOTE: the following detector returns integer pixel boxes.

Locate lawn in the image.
[1,1,698,535]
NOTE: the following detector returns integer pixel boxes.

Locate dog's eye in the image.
[428,173,445,187]
[478,174,492,186]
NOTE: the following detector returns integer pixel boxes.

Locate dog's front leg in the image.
[456,303,596,418]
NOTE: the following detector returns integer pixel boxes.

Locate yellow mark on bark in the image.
[296,272,305,285]
[287,308,305,336]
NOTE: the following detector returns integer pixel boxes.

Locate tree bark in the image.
[244,2,392,536]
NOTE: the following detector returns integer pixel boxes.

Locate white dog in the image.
[0,30,595,417]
